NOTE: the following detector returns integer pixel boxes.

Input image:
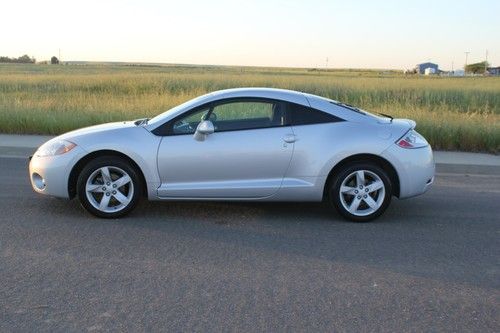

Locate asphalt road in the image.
[1,157,499,332]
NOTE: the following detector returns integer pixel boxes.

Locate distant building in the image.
[424,67,436,75]
[487,67,500,75]
[415,62,439,75]
[451,69,465,77]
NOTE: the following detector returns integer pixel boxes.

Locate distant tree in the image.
[51,56,59,64]
[0,55,35,63]
[465,61,489,74]
[17,54,35,63]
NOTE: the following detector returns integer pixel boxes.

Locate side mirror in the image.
[193,120,214,141]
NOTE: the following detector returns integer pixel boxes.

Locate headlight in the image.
[35,140,77,157]
[396,130,429,149]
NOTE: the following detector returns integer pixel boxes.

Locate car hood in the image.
[34,121,143,151]
[56,121,137,141]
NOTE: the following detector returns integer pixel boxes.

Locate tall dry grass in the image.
[0,63,498,152]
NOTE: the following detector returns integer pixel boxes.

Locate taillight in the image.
[396,130,429,149]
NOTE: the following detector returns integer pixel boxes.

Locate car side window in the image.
[172,108,209,134]
[288,103,342,125]
[210,100,284,132]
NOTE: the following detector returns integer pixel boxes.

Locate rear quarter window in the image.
[288,103,343,125]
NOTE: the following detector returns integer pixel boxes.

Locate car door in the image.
[156,98,294,198]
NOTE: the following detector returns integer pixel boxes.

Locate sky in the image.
[2,0,499,70]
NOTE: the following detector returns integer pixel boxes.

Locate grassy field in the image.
[0,63,499,153]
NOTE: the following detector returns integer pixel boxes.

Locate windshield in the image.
[148,93,214,125]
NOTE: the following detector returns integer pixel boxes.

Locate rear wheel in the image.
[329,163,392,222]
[77,156,142,218]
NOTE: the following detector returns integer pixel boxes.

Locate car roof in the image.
[208,87,310,105]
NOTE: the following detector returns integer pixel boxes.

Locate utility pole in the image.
[485,49,488,74]
[59,48,61,63]
[464,51,470,73]
[325,57,329,71]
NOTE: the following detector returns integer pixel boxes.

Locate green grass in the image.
[0,63,499,153]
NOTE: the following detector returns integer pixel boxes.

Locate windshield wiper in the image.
[134,118,149,126]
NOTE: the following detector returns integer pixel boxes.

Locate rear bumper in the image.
[381,144,435,199]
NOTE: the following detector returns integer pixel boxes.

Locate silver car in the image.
[29,88,434,222]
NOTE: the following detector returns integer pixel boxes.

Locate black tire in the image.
[328,163,392,222]
[76,156,143,218]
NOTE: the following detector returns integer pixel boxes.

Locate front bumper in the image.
[28,146,87,198]
[381,144,435,199]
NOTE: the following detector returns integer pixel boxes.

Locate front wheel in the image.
[77,156,142,218]
[329,163,392,222]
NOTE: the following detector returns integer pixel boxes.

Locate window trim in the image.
[152,97,291,136]
[151,97,345,136]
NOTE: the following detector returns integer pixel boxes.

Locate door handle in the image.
[283,134,296,143]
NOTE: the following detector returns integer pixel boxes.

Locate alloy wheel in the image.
[339,170,386,217]
[85,166,134,213]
